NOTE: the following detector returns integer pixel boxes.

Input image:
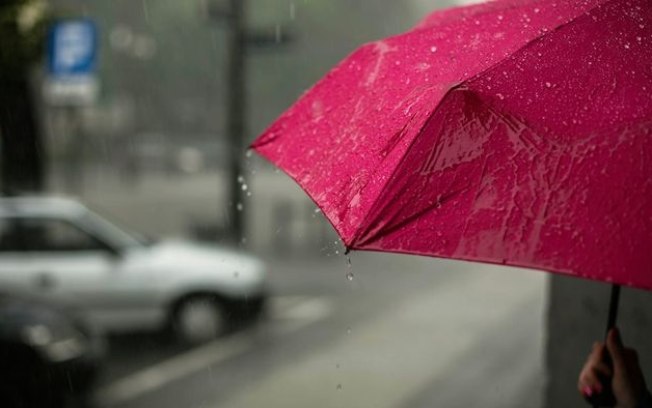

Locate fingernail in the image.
[582,386,594,397]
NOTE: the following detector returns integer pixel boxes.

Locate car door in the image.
[0,216,118,318]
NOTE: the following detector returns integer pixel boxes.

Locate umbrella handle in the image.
[589,284,621,408]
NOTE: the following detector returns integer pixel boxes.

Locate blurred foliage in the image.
[0,0,49,82]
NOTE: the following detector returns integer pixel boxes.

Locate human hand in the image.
[578,328,648,408]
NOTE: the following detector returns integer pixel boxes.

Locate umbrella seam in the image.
[460,0,615,87]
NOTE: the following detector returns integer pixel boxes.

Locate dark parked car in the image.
[0,292,105,408]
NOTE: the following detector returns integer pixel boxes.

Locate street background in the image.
[12,0,652,406]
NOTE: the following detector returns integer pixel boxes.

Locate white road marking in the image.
[94,296,333,406]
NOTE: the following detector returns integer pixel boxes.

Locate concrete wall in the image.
[545,275,652,406]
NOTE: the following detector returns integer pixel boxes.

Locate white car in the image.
[0,197,267,344]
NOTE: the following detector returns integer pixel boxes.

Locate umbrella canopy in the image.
[252,0,652,290]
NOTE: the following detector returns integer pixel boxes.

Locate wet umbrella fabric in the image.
[252,0,652,291]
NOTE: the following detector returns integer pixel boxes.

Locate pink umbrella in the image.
[251,0,652,377]
[253,0,651,286]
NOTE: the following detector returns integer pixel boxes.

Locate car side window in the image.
[0,218,26,252]
[0,218,107,252]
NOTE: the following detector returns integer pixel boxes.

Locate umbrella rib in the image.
[349,84,467,248]
[461,0,615,87]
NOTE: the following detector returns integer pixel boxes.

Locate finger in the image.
[587,341,606,365]
[591,361,613,378]
[579,367,605,394]
[624,348,640,365]
[606,328,627,370]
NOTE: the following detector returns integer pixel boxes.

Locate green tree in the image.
[0,0,48,194]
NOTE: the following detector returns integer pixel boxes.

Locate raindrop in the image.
[640,24,645,29]
[237,175,245,183]
[545,82,552,88]
[275,24,282,44]
[497,14,504,21]
[314,208,321,214]
[289,3,296,20]
[346,272,354,281]
[247,192,252,197]
[533,7,540,13]
[236,203,244,211]
[496,93,505,100]
[245,150,253,158]
[624,43,631,49]
[241,184,248,191]
[430,46,438,53]
[636,36,642,42]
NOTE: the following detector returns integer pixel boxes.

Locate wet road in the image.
[92,252,546,408]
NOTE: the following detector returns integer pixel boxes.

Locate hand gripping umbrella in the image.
[252,0,652,402]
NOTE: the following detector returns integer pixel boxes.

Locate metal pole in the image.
[226,0,246,244]
[590,284,621,408]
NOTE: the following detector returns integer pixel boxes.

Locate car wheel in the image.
[172,295,226,345]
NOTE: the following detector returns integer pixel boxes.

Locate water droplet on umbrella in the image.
[497,14,504,21]
[430,46,437,53]
[534,7,540,13]
[496,93,505,100]
[624,43,631,49]
[545,82,552,88]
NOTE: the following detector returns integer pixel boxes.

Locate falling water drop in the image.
[289,3,296,20]
[346,272,354,281]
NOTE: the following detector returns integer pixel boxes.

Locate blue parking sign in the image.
[48,19,97,77]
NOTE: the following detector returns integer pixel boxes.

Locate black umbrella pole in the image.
[605,284,621,335]
[591,284,621,408]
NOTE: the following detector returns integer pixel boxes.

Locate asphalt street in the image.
[92,251,547,408]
